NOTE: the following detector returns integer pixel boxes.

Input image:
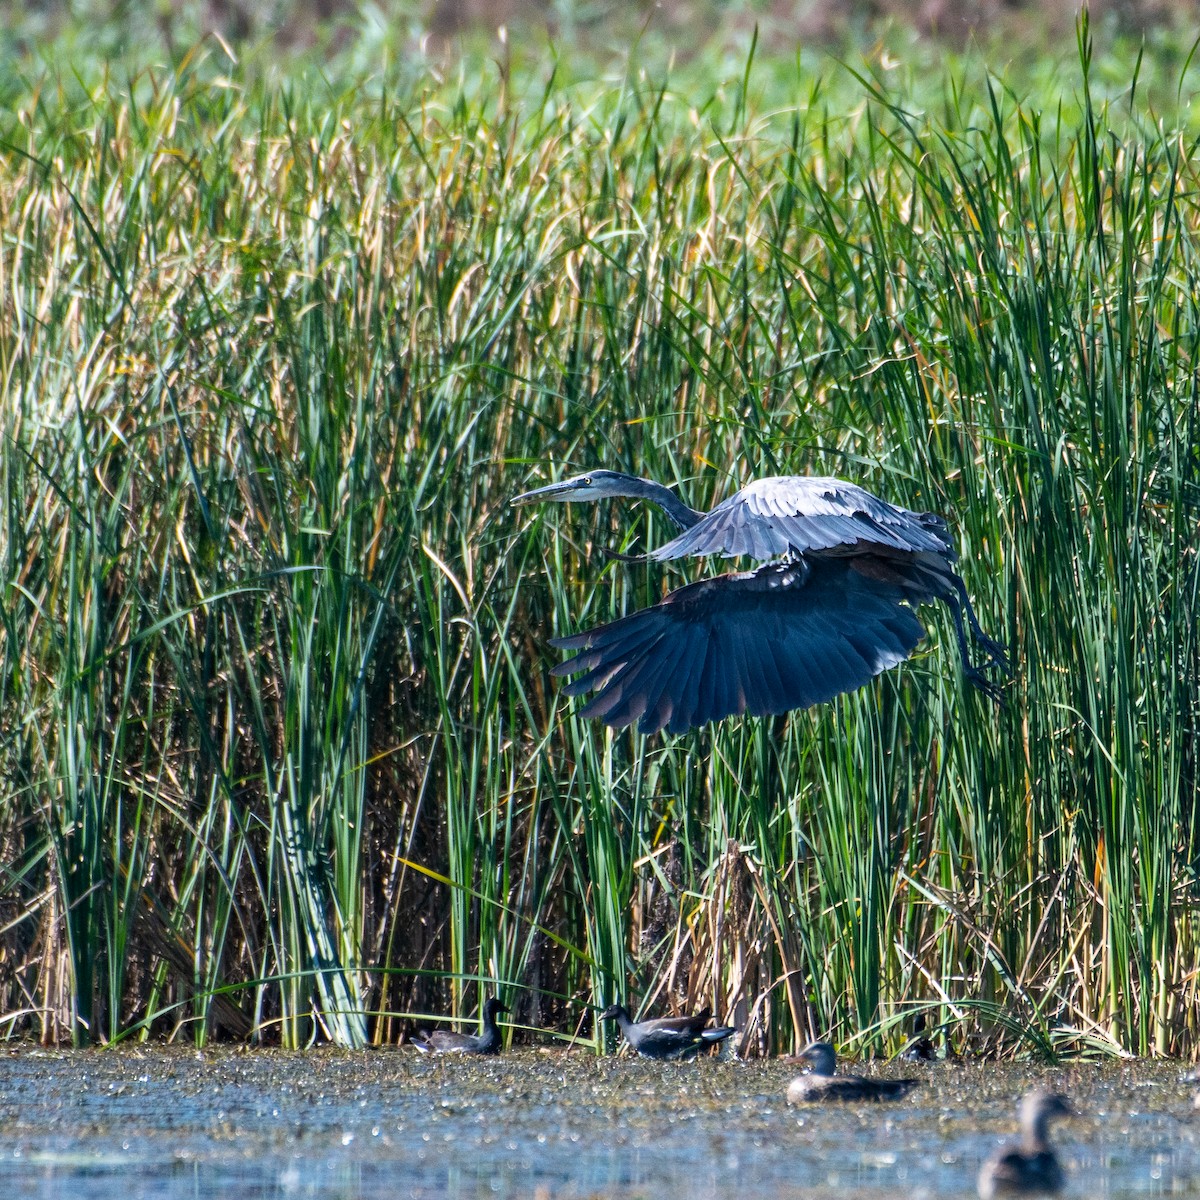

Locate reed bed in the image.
[0,21,1197,1057]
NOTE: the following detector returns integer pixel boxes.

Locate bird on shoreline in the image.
[785,1041,920,1103]
[600,1002,737,1060]
[977,1090,1072,1198]
[410,996,509,1055]
[897,1012,939,1062]
[512,469,1009,735]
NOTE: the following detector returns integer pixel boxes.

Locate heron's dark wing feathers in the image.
[557,620,667,697]
[649,476,955,563]
[550,560,928,735]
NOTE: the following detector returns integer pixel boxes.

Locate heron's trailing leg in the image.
[947,572,1010,675]
[945,593,1007,703]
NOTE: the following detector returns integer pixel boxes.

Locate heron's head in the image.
[798,1041,838,1077]
[510,470,641,507]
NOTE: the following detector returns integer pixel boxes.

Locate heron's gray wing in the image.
[550,560,927,735]
[648,476,954,563]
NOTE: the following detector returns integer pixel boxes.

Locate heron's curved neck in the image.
[625,478,703,530]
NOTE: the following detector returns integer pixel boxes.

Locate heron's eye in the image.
[580,476,592,485]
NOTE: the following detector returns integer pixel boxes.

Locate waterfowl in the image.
[898,1013,938,1063]
[977,1090,1073,1198]
[898,1034,937,1062]
[600,1003,736,1060]
[411,996,509,1055]
[786,1041,920,1103]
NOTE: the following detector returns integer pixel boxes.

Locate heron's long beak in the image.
[510,479,584,506]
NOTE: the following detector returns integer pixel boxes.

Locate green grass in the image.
[0,14,1197,1057]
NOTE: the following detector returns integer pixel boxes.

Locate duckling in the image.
[786,1041,920,1103]
[977,1089,1073,1198]
[600,1003,736,1060]
[411,996,509,1055]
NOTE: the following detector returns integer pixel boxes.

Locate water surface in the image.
[1,1047,1197,1198]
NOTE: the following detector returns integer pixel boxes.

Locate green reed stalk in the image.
[1,20,1197,1055]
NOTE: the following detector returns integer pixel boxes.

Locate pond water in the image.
[0,1047,1197,1198]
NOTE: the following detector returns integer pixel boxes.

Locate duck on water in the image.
[977,1090,1073,1198]
[785,1042,920,1103]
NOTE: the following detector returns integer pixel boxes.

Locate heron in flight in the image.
[512,469,1009,735]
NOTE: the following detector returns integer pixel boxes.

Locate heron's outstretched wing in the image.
[647,476,954,563]
[550,559,928,735]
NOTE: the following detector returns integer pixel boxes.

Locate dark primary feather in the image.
[552,559,930,735]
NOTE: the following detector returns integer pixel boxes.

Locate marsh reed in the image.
[0,20,1197,1056]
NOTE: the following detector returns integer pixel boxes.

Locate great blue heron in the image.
[512,469,1009,735]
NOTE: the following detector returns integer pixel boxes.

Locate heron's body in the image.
[600,1003,736,1060]
[785,1041,920,1104]
[411,996,508,1055]
[977,1091,1072,1198]
[512,469,1009,734]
